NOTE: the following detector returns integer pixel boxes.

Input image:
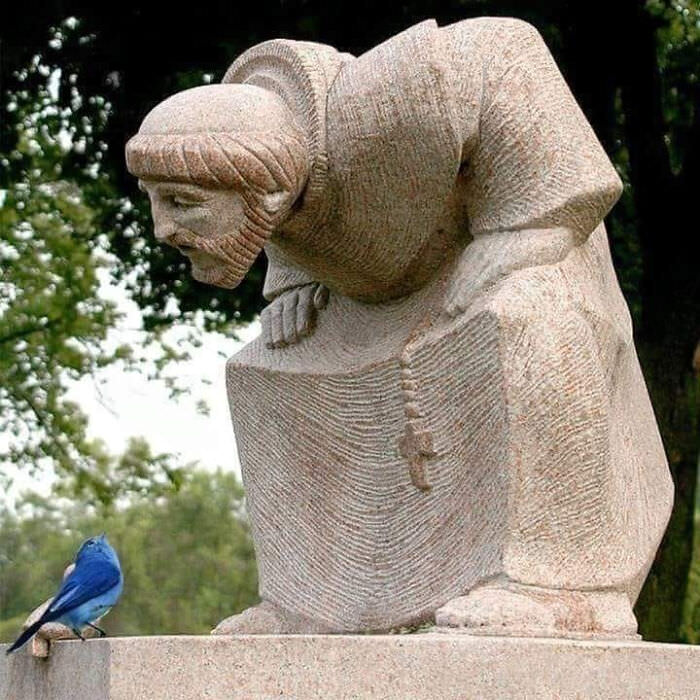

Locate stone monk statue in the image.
[126,17,673,639]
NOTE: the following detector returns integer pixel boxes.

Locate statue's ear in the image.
[262,190,291,214]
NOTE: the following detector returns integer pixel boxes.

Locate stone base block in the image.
[2,634,699,699]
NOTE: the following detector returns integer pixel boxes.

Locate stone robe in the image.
[223,18,672,632]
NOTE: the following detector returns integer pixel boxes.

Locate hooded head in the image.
[125,84,309,288]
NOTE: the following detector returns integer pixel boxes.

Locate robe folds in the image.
[223,18,672,631]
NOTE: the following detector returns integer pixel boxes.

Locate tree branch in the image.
[0,317,63,346]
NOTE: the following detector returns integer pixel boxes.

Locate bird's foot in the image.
[86,622,106,637]
[212,601,336,635]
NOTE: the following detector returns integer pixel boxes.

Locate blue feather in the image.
[6,534,123,654]
[49,558,121,618]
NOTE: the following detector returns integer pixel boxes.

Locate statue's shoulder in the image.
[223,38,353,231]
[441,15,543,40]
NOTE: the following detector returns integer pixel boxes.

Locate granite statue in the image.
[126,17,673,639]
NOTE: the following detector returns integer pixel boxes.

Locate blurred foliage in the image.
[0,22,205,492]
[0,24,125,487]
[0,468,258,640]
[647,0,699,175]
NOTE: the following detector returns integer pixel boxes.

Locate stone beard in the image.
[127,17,672,639]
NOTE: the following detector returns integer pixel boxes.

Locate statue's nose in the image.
[152,210,177,244]
[154,224,175,243]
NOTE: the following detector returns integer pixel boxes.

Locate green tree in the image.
[1,22,119,485]
[0,21,197,495]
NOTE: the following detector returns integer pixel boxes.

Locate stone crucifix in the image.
[126,17,672,639]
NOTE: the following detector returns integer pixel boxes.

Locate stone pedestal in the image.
[2,634,699,699]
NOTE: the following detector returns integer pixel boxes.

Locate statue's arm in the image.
[440,17,619,317]
[444,227,576,318]
[261,243,328,349]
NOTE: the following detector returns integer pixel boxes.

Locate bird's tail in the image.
[5,619,45,655]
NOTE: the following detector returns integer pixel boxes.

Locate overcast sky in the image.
[67,321,259,476]
[5,268,261,507]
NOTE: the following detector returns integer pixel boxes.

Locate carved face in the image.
[139,180,254,289]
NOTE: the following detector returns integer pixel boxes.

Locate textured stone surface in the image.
[126,17,673,637]
[3,635,700,700]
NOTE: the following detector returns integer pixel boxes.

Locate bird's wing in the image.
[47,559,121,619]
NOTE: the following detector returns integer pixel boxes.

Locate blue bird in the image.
[6,533,123,654]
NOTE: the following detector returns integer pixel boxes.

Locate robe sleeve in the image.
[439,18,622,316]
[262,242,317,301]
[441,18,622,241]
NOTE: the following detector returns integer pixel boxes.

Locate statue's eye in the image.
[170,195,198,209]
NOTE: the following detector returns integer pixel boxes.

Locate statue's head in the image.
[125,84,309,288]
